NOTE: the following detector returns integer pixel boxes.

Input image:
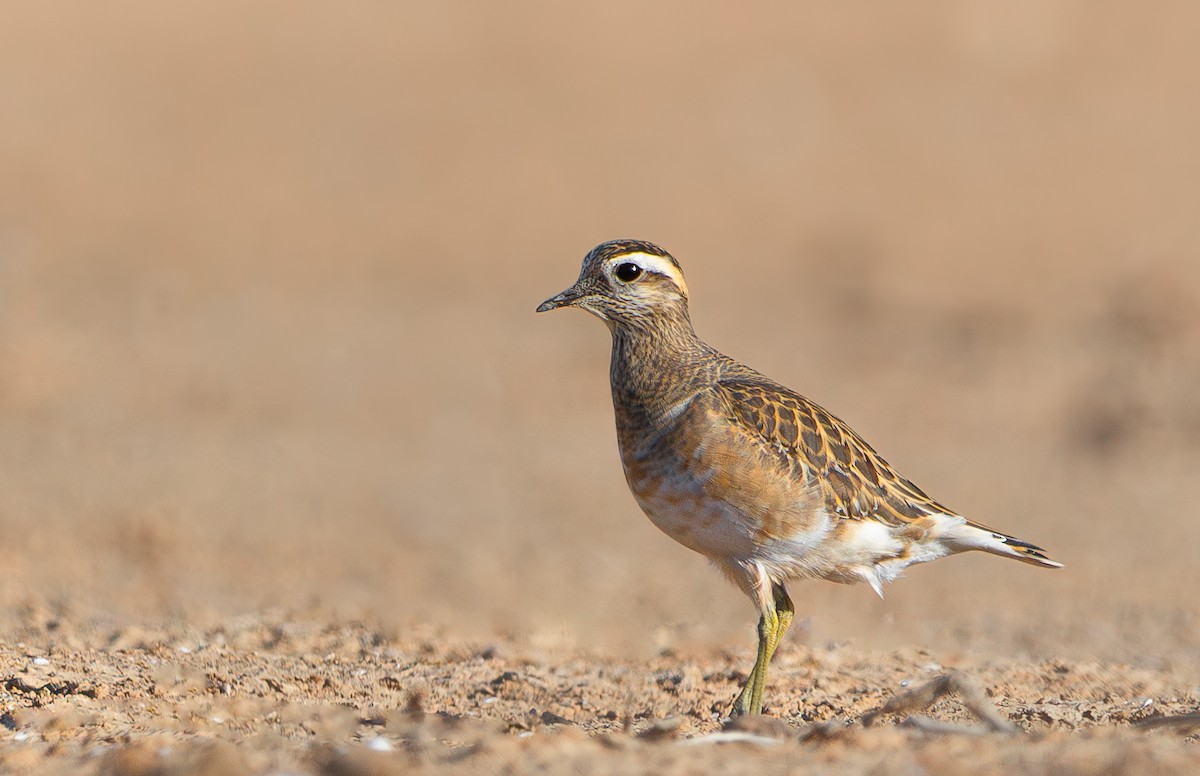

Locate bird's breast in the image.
[622,451,760,560]
[616,398,828,562]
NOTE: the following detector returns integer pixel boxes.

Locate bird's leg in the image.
[768,583,795,666]
[730,605,776,716]
[730,582,793,716]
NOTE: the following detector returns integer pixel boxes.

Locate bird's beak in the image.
[536,283,586,313]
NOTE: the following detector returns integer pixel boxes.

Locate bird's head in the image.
[536,240,690,328]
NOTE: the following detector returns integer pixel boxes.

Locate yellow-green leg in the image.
[730,583,794,716]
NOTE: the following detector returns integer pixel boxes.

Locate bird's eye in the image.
[614,262,643,283]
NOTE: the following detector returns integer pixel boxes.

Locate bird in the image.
[536,239,1061,717]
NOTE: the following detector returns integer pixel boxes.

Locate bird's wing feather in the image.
[711,377,955,526]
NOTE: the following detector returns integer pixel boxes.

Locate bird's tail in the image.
[945,520,1063,569]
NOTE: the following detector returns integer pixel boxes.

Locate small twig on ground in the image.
[900,715,993,736]
[861,672,1018,735]
[681,731,782,747]
[1134,712,1200,732]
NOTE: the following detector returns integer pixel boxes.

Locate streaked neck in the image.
[608,307,711,424]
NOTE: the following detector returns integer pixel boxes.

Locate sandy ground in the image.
[1,616,1198,775]
[2,2,1200,773]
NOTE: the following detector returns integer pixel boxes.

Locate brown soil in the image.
[2,616,1199,775]
[2,2,1200,774]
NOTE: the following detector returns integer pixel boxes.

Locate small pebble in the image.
[32,658,50,666]
[365,737,392,752]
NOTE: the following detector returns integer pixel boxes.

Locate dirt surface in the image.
[1,615,1198,775]
[2,2,1200,774]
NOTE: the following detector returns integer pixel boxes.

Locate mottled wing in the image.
[712,378,955,526]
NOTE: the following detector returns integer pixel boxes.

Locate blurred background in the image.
[0,2,1197,666]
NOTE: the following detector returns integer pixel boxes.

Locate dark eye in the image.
[614,262,643,283]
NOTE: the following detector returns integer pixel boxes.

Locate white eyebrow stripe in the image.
[608,252,689,298]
